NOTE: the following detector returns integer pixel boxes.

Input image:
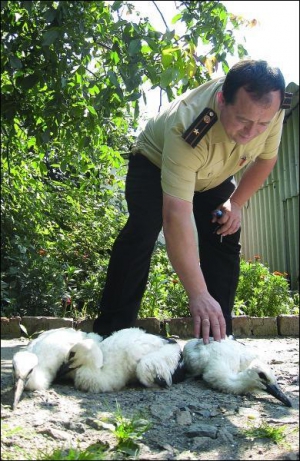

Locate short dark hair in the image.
[222,60,286,106]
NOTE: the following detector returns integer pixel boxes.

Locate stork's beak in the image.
[56,359,79,380]
[13,378,26,410]
[265,383,292,407]
[56,361,73,379]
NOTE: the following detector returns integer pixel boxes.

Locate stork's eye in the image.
[258,372,267,381]
[69,351,76,360]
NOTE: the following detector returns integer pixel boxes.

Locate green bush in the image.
[1,165,128,318]
[140,243,189,320]
[233,256,298,317]
[2,198,298,320]
[140,251,298,320]
[1,237,65,318]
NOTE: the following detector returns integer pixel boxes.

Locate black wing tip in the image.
[154,375,169,388]
[171,359,187,384]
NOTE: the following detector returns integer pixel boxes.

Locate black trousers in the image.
[93,154,241,336]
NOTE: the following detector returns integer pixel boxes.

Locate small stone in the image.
[176,409,192,425]
[217,428,235,443]
[185,423,218,439]
[37,427,72,441]
[238,407,260,419]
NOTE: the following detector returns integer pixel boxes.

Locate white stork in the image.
[58,327,185,393]
[182,337,292,407]
[12,327,103,409]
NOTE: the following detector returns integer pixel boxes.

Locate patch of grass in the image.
[2,423,34,440]
[243,421,287,445]
[38,443,108,460]
[2,424,24,438]
[1,448,30,461]
[1,424,35,460]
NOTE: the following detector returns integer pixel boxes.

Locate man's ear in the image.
[217,91,225,109]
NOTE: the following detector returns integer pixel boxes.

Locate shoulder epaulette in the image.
[182,108,218,148]
[281,92,293,109]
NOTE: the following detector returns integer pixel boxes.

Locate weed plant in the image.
[243,421,288,446]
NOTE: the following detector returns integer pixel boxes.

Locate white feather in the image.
[12,327,103,408]
[182,337,291,406]
[65,327,183,393]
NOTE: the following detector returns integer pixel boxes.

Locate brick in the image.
[249,317,278,336]
[165,318,194,338]
[278,315,299,336]
[75,317,162,335]
[232,316,252,337]
[233,316,278,337]
[75,318,94,333]
[136,317,161,335]
[1,316,21,338]
[21,316,73,337]
[2,315,298,340]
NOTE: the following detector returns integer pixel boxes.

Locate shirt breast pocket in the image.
[242,143,266,162]
[196,158,225,179]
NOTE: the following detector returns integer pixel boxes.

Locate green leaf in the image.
[44,8,57,24]
[39,162,48,174]
[87,105,97,115]
[171,13,182,24]
[127,92,141,101]
[42,30,59,46]
[128,39,141,56]
[111,1,123,11]
[20,324,28,336]
[18,74,40,90]
[117,440,140,456]
[10,55,22,69]
[108,71,119,87]
[160,68,178,88]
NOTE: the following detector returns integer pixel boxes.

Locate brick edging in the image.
[1,315,299,339]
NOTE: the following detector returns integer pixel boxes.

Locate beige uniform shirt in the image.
[133,77,285,203]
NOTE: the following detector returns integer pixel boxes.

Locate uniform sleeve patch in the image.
[182,108,218,148]
[281,92,293,109]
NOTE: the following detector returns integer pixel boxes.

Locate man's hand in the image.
[213,156,278,237]
[212,200,241,236]
[189,291,227,344]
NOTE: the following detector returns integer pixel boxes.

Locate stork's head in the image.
[70,339,104,368]
[247,359,292,407]
[12,351,38,410]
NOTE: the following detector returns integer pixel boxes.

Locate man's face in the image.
[217,87,281,145]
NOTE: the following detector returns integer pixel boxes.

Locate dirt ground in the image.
[1,335,299,460]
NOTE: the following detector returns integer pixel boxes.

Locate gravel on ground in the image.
[1,335,299,460]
